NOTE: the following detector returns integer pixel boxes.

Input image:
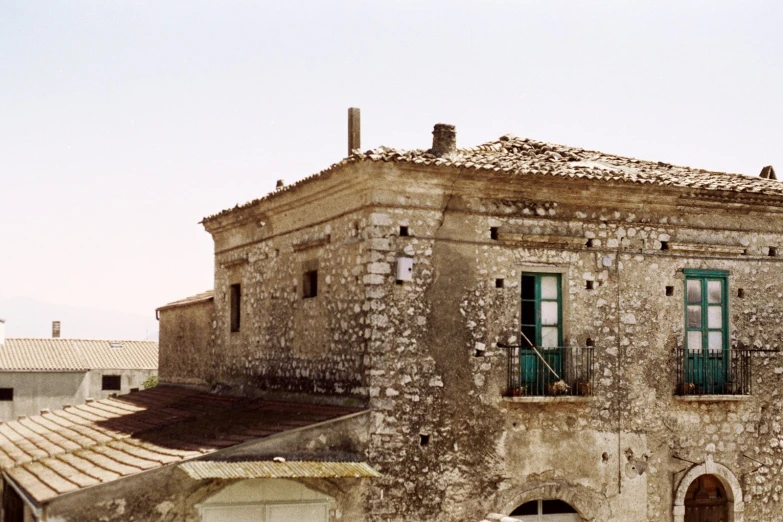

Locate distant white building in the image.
[0,331,157,421]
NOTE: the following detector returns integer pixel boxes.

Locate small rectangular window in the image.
[0,389,13,401]
[102,375,121,391]
[303,270,318,298]
[230,283,241,332]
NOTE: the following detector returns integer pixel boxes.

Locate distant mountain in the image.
[0,296,158,341]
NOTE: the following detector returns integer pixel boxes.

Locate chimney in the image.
[431,124,456,157]
[0,319,5,345]
[348,107,361,155]
[52,321,61,338]
[276,179,285,189]
[760,165,777,180]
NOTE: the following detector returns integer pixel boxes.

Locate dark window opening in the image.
[738,288,745,299]
[230,283,241,332]
[0,389,12,401]
[496,278,504,288]
[419,434,430,446]
[586,238,595,248]
[102,375,121,391]
[660,241,669,251]
[399,226,409,237]
[490,227,499,240]
[586,280,594,290]
[586,338,595,347]
[770,247,778,257]
[510,499,578,516]
[303,270,318,298]
[666,286,674,296]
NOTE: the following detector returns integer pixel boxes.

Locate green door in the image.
[684,271,729,393]
[520,273,562,394]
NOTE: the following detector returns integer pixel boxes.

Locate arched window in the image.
[510,499,580,521]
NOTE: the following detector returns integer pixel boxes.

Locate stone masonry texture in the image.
[156,134,783,522]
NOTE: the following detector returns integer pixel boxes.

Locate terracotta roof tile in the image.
[0,339,157,371]
[202,135,783,223]
[0,385,366,504]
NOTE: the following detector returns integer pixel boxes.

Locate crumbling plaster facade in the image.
[160,155,783,521]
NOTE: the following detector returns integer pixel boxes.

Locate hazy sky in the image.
[1,1,782,337]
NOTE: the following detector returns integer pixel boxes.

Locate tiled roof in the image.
[156,290,214,312]
[0,339,158,371]
[203,134,783,222]
[179,460,380,480]
[0,385,365,504]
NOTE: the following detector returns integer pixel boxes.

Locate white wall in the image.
[0,368,158,421]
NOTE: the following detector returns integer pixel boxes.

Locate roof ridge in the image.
[201,133,783,223]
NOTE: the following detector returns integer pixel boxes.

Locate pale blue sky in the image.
[1,1,782,338]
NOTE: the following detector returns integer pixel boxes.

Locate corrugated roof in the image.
[156,291,214,313]
[0,339,158,371]
[179,460,380,480]
[203,134,783,223]
[0,385,365,503]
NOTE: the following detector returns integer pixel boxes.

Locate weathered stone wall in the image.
[353,164,783,522]
[168,160,783,521]
[158,299,215,386]
[207,209,371,400]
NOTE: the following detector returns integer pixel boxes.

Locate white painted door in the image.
[201,503,328,522]
[201,505,264,522]
[266,503,329,522]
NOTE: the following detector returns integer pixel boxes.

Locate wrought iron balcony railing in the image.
[501,345,595,397]
[675,348,752,396]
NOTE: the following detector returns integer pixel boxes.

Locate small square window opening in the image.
[399,226,409,237]
[490,227,499,240]
[495,279,504,288]
[586,280,594,290]
[102,375,121,391]
[770,247,777,257]
[0,388,13,401]
[666,286,674,296]
[420,434,430,446]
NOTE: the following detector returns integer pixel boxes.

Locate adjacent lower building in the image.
[2,117,783,521]
[0,334,158,421]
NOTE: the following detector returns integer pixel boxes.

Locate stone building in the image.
[2,117,783,522]
[0,329,158,421]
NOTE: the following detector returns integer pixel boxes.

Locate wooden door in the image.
[684,475,728,522]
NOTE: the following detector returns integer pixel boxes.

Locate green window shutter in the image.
[521,273,562,348]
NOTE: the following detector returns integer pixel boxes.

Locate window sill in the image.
[501,396,592,404]
[674,395,752,403]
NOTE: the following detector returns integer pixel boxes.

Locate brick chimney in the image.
[0,319,5,345]
[52,321,61,338]
[431,124,456,157]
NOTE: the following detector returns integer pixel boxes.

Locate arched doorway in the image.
[685,474,728,522]
[509,499,581,521]
[673,456,743,522]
